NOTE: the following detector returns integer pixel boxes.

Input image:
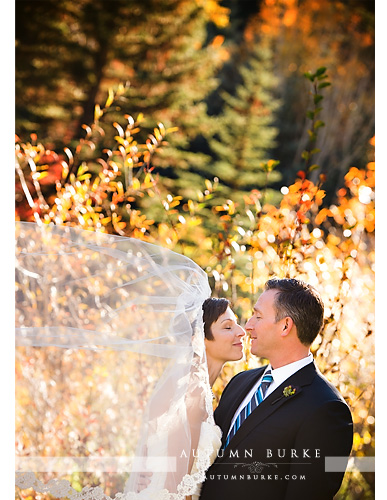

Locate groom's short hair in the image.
[264,278,324,346]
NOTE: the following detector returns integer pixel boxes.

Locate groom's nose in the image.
[245,316,254,331]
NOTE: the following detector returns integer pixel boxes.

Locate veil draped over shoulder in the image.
[15,222,215,500]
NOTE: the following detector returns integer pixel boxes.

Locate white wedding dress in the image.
[15,421,222,500]
[190,421,222,500]
[15,222,221,500]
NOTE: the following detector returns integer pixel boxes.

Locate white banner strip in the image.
[15,456,176,473]
[16,455,374,474]
[325,456,375,473]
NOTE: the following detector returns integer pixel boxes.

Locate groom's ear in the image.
[280,317,293,337]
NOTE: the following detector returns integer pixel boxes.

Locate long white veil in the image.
[15,222,214,499]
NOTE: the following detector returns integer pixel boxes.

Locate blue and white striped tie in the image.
[224,370,273,448]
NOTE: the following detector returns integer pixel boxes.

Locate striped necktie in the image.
[224,369,273,448]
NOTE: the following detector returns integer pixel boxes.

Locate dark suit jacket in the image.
[199,362,353,500]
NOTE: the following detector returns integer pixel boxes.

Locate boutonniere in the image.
[271,385,299,405]
[283,385,297,397]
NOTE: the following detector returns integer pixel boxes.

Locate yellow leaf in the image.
[353,432,362,450]
[124,156,133,167]
[116,182,124,196]
[33,171,49,181]
[61,164,69,179]
[105,88,115,108]
[188,218,202,227]
[77,173,91,181]
[100,217,111,226]
[143,173,154,188]
[132,178,141,190]
[117,83,125,95]
[154,128,162,142]
[205,179,212,192]
[94,104,103,121]
[115,136,127,147]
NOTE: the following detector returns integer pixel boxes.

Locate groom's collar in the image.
[269,352,314,388]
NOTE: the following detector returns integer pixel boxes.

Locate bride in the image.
[189,297,245,499]
[133,297,245,499]
[15,222,245,500]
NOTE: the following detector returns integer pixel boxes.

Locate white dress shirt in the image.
[227,353,314,437]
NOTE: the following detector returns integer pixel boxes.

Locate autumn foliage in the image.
[16,69,374,499]
[15,1,374,496]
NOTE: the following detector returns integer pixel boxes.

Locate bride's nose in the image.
[236,325,246,338]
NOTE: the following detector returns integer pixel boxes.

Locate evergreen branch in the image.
[302,67,331,178]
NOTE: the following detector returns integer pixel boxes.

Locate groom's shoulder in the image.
[307,363,348,406]
[219,366,265,400]
[228,366,266,386]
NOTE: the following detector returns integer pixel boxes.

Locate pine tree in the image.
[208,35,281,204]
[248,0,375,195]
[15,0,229,197]
[113,0,228,193]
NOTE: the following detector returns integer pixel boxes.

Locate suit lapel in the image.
[218,362,318,457]
[219,366,266,447]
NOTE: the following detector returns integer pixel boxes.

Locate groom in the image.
[199,278,353,500]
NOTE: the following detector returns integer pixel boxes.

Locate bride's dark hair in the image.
[202,297,230,340]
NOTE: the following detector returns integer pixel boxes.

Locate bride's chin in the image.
[229,351,244,361]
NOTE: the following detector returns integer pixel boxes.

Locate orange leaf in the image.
[315,208,331,225]
[211,35,225,48]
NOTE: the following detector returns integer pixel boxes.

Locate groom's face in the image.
[245,289,283,358]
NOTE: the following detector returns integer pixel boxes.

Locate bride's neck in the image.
[206,355,224,387]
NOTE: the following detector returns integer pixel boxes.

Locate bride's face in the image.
[205,307,246,363]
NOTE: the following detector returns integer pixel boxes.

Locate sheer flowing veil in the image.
[15,222,214,499]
